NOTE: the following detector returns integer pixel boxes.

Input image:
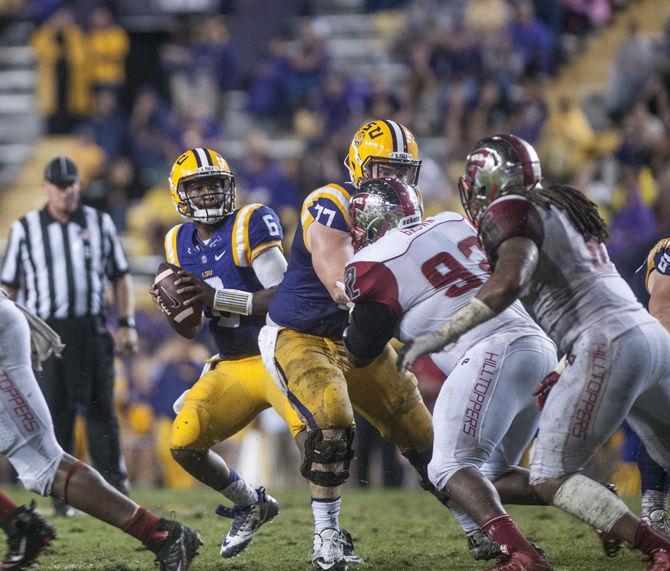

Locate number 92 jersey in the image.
[268,182,354,338]
[345,211,542,356]
[164,204,282,357]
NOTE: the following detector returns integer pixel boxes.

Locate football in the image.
[154,262,203,335]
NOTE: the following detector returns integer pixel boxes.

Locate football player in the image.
[632,238,670,537]
[0,287,202,570]
[399,133,670,569]
[151,148,305,558]
[344,177,556,568]
[261,120,440,571]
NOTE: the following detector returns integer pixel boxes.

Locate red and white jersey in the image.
[478,193,653,353]
[345,211,546,357]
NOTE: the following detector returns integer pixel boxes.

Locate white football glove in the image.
[396,330,448,373]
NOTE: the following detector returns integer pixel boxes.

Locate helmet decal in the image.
[346,120,421,188]
[459,134,541,226]
[349,177,422,252]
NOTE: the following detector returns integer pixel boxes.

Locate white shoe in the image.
[217,487,279,558]
[642,509,670,538]
[312,528,348,570]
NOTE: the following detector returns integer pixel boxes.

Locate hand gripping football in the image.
[154,262,203,333]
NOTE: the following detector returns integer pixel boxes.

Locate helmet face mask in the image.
[349,177,422,252]
[459,134,542,227]
[169,148,236,225]
[179,174,235,225]
[362,156,421,187]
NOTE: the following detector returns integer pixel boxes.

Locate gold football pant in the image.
[273,329,433,454]
[170,354,305,451]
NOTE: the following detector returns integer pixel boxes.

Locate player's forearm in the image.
[113,274,135,321]
[476,237,538,313]
[250,286,278,316]
[313,253,350,304]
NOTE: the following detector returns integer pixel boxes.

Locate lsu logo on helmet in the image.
[169,148,236,224]
[345,119,422,188]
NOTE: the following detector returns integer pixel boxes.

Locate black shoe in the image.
[145,519,203,571]
[1,501,57,570]
[52,499,75,518]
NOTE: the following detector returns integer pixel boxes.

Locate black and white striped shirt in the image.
[0,206,129,320]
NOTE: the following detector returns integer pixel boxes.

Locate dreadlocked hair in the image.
[509,183,609,243]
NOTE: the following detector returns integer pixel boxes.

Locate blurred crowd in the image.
[0,0,667,488]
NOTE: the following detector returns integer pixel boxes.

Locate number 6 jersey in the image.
[163,203,283,358]
[345,211,544,357]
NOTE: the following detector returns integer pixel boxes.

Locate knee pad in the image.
[169,406,208,451]
[301,428,354,487]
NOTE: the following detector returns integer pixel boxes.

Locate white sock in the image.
[447,499,480,534]
[312,497,341,534]
[220,470,258,507]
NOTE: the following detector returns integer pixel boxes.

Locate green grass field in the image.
[3,486,648,570]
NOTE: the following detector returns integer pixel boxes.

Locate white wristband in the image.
[213,288,253,316]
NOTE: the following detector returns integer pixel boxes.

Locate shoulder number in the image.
[313,204,336,227]
[263,214,280,237]
[344,265,360,300]
[421,237,488,298]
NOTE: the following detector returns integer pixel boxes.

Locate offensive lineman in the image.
[261,120,437,570]
[343,177,556,569]
[150,148,305,558]
[0,287,202,570]
[399,133,670,569]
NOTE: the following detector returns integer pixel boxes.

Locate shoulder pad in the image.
[345,259,400,314]
[302,183,352,233]
[164,224,184,267]
[479,195,544,267]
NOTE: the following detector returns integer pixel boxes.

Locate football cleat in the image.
[646,548,670,571]
[312,528,348,570]
[467,528,503,560]
[487,549,553,571]
[595,483,624,557]
[1,501,57,570]
[144,518,203,571]
[339,529,363,565]
[642,510,670,539]
[216,488,279,558]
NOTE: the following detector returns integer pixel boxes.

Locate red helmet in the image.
[349,177,422,252]
[458,133,542,226]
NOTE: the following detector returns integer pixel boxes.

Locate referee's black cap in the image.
[44,156,79,188]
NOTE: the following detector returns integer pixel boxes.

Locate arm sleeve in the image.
[478,196,544,269]
[0,220,24,289]
[345,301,399,361]
[102,212,130,280]
[251,246,287,288]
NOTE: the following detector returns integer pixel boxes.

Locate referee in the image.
[0,156,138,515]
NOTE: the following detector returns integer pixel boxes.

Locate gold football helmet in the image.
[345,120,422,188]
[169,147,235,224]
